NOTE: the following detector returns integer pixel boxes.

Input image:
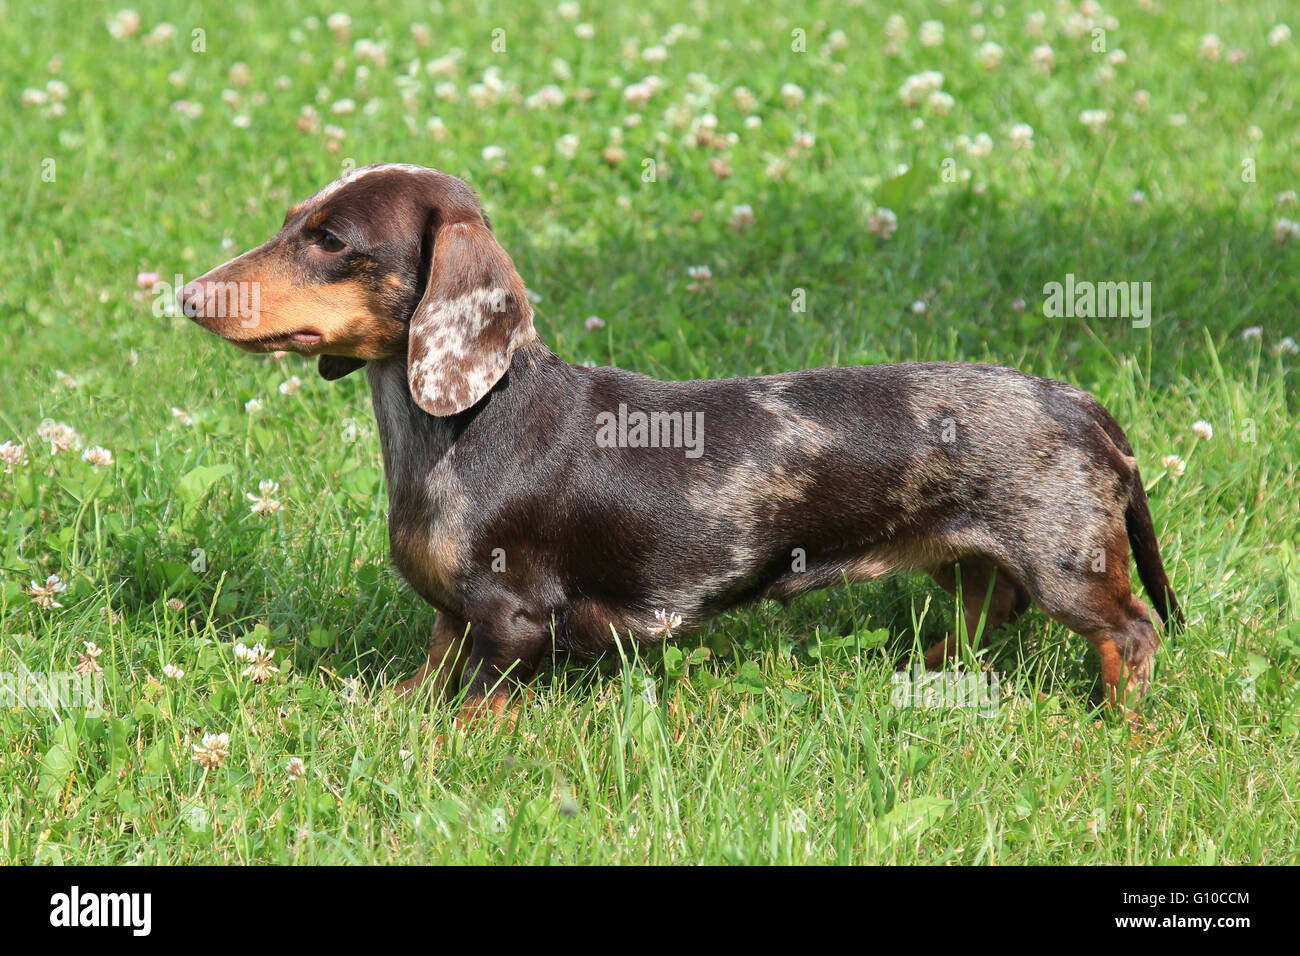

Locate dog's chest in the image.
[366,359,467,613]
[388,518,463,613]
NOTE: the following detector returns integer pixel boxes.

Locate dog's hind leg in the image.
[923,558,1029,669]
[1017,528,1160,711]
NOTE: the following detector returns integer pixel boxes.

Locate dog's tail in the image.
[1093,406,1184,632]
[1125,464,1184,631]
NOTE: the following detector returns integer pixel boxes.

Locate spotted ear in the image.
[407,220,535,416]
[318,355,366,380]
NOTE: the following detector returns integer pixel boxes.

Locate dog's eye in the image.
[316,232,346,253]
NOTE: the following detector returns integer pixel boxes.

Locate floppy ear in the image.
[407,219,535,416]
[318,355,366,380]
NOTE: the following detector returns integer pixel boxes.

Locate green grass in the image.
[2,0,1299,864]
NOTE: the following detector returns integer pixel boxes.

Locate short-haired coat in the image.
[184,164,1182,721]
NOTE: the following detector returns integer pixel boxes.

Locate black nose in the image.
[179,282,208,319]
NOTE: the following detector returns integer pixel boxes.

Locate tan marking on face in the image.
[306,209,329,229]
[191,270,405,358]
[286,202,305,217]
[386,273,404,288]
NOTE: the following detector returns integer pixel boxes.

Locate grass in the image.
[1,0,1298,864]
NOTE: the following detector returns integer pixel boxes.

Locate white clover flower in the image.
[326,12,352,40]
[973,132,994,157]
[575,22,594,39]
[898,70,944,107]
[1079,109,1111,133]
[278,375,303,396]
[1193,421,1213,441]
[525,84,565,109]
[244,398,263,414]
[1268,24,1291,46]
[1241,326,1263,341]
[163,663,186,680]
[1274,218,1300,244]
[82,446,114,468]
[1161,455,1187,477]
[287,757,307,782]
[584,316,605,331]
[919,20,944,46]
[28,573,67,609]
[649,609,683,637]
[1009,123,1034,150]
[686,265,713,292]
[38,419,79,454]
[911,300,928,314]
[977,41,1004,70]
[1198,34,1224,61]
[76,641,104,676]
[1279,337,1300,356]
[867,208,898,239]
[623,81,656,108]
[240,643,279,683]
[482,144,505,162]
[557,1,581,19]
[1031,44,1055,72]
[555,133,580,159]
[926,91,955,116]
[780,82,805,108]
[193,731,230,769]
[247,479,283,516]
[884,14,908,41]
[0,440,28,473]
[728,204,755,230]
[107,9,141,39]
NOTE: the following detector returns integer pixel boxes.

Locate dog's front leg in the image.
[396,612,470,700]
[456,599,551,729]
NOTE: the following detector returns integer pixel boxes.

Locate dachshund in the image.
[182,163,1182,721]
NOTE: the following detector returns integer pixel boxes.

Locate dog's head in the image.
[181,163,535,415]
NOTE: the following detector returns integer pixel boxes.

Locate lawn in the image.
[1,0,1298,864]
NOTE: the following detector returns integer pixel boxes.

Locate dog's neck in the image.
[364,339,571,523]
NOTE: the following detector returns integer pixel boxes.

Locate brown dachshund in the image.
[182,163,1182,720]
